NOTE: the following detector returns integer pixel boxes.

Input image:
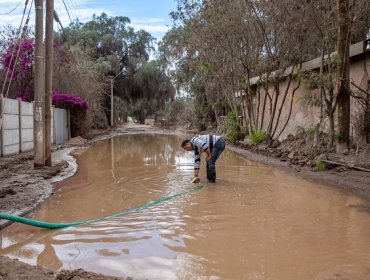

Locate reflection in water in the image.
[1,134,370,279]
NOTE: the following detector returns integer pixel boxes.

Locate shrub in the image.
[249,130,266,144]
[228,124,242,144]
[315,160,325,172]
[52,92,89,136]
[305,127,316,140]
[295,126,305,135]
[226,111,243,144]
[52,92,89,110]
[315,153,327,171]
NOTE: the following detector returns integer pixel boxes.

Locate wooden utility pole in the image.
[45,0,54,166]
[34,0,45,167]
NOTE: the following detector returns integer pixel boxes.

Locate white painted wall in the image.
[0,96,69,156]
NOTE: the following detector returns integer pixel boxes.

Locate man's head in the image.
[181,139,193,151]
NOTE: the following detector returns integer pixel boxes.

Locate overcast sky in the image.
[0,0,177,41]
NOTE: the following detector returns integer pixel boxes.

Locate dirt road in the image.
[1,126,370,279]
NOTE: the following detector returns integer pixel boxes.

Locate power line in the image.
[67,0,83,21]
[0,0,24,15]
[65,0,78,22]
[62,0,73,23]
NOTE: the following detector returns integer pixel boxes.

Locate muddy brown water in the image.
[1,134,370,279]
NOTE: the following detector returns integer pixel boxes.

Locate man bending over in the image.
[181,134,226,183]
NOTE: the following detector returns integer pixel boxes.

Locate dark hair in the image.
[181,139,190,147]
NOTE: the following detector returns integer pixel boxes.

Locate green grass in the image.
[249,130,266,144]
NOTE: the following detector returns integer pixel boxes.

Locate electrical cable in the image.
[62,0,73,23]
[0,0,24,15]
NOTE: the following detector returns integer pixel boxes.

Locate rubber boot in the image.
[206,160,216,183]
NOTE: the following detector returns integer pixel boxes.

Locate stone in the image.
[66,136,88,146]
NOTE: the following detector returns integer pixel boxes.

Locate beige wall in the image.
[245,51,370,141]
[253,79,324,140]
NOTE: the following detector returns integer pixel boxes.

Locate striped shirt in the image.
[191,134,221,169]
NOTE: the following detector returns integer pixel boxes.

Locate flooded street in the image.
[1,134,370,279]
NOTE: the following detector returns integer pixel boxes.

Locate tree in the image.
[335,0,351,152]
[164,0,306,139]
[127,59,175,122]
[53,45,109,131]
[55,13,173,124]
[162,0,369,147]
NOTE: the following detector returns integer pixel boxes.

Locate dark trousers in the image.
[206,138,226,181]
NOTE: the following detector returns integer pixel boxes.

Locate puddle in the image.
[1,134,370,279]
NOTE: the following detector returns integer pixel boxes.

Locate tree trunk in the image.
[328,110,335,151]
[336,0,351,152]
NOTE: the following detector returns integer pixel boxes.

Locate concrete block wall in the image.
[0,95,69,157]
[2,98,21,156]
[20,100,34,152]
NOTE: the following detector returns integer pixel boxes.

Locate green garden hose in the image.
[0,184,204,229]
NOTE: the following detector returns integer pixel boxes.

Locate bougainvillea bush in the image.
[52,92,89,110]
[52,92,89,136]
[1,39,34,101]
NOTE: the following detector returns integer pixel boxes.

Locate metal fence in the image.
[0,95,70,156]
[53,107,69,145]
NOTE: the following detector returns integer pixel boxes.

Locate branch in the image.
[322,160,370,173]
[350,81,370,96]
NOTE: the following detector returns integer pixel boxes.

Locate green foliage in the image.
[227,125,242,144]
[199,62,214,74]
[297,70,329,108]
[333,132,342,141]
[163,98,196,128]
[52,45,109,133]
[315,153,327,172]
[329,54,340,69]
[59,13,133,61]
[225,111,237,124]
[298,92,323,107]
[315,159,325,172]
[295,126,305,135]
[132,59,175,122]
[54,13,173,125]
[235,103,242,116]
[306,127,316,137]
[249,130,266,144]
[92,58,112,74]
[113,96,131,123]
[226,112,243,144]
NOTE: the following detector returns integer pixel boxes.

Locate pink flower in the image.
[52,92,89,110]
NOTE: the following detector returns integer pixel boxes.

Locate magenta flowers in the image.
[2,39,34,80]
[52,92,89,109]
[1,39,35,100]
